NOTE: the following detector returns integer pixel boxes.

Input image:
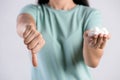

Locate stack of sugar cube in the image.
[88,27,109,37]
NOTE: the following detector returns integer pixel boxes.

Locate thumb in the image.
[84,30,90,37]
[31,51,38,67]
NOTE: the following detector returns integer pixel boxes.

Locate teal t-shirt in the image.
[20,4,102,80]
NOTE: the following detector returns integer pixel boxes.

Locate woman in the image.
[17,0,110,80]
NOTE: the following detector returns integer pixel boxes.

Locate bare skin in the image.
[48,0,76,10]
[16,0,77,67]
[17,0,110,68]
[83,31,110,68]
[17,13,45,67]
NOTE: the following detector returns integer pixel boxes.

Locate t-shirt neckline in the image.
[44,4,79,13]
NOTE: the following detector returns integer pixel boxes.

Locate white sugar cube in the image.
[88,27,109,37]
[101,28,109,34]
[88,27,101,36]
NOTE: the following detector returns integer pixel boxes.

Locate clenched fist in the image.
[23,25,45,67]
[17,13,45,67]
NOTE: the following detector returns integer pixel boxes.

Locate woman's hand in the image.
[17,13,45,67]
[84,30,110,49]
[23,25,45,54]
[83,30,110,68]
[23,25,45,67]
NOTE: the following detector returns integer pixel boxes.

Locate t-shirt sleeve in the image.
[20,4,38,23]
[84,9,103,31]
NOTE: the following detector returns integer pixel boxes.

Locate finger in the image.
[84,30,89,37]
[88,37,93,44]
[92,34,98,46]
[24,30,36,44]
[31,52,38,67]
[100,34,107,49]
[23,25,32,38]
[107,34,111,40]
[25,31,39,45]
[32,39,45,54]
[27,34,42,50]
[88,40,94,47]
[95,34,104,48]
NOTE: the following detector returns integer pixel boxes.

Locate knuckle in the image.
[24,38,30,44]
[31,50,36,54]
[37,33,41,39]
[23,33,26,38]
[28,44,32,50]
[36,32,40,36]
[28,42,34,50]
[24,39,28,45]
[38,36,42,42]
[32,30,36,35]
[27,45,31,50]
[39,33,42,37]
[40,39,45,46]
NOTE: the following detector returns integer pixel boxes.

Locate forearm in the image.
[16,13,36,37]
[16,13,45,67]
[83,41,104,68]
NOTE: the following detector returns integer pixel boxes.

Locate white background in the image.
[0,0,120,80]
